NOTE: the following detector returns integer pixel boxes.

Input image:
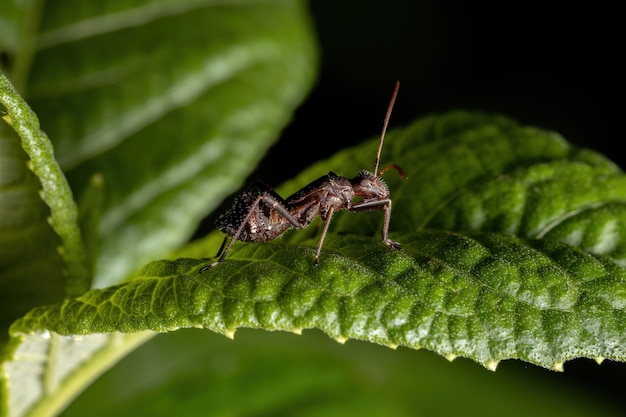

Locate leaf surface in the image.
[22,0,317,288]
[8,112,626,378]
[13,228,626,372]
[60,329,625,417]
[1,1,316,416]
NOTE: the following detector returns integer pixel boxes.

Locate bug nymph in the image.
[200,81,403,272]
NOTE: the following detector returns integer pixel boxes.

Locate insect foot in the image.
[200,81,403,272]
[385,239,402,250]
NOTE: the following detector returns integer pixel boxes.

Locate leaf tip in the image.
[552,362,565,372]
[289,328,303,335]
[444,353,457,362]
[333,336,348,345]
[485,360,499,372]
[224,330,236,340]
[595,356,605,365]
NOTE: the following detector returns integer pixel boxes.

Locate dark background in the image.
[212,1,625,409]
[265,2,623,184]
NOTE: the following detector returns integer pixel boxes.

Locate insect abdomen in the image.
[216,188,293,242]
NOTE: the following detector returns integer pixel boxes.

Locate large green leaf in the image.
[1,1,316,416]
[60,329,624,417]
[0,73,80,336]
[6,112,626,383]
[2,0,317,289]
[12,230,626,371]
[0,129,67,336]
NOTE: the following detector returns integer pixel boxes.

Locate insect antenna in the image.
[378,163,405,179]
[373,80,400,177]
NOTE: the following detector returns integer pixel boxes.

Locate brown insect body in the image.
[203,82,402,271]
[216,185,292,242]
[286,171,356,223]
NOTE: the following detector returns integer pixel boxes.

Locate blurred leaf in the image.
[1,1,316,416]
[60,329,624,417]
[11,0,317,288]
[1,72,73,335]
[0,129,66,337]
[1,331,153,417]
[1,73,90,298]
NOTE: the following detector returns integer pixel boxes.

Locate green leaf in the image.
[1,73,90,297]
[1,1,316,416]
[0,79,71,334]
[10,0,317,288]
[11,229,626,372]
[0,128,66,336]
[7,112,626,379]
[60,329,625,417]
[1,331,152,417]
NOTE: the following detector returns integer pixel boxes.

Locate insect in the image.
[201,81,404,271]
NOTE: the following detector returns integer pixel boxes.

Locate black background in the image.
[267,2,624,184]
[209,1,625,409]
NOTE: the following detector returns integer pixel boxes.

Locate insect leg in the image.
[314,205,336,266]
[201,193,308,272]
[264,197,308,230]
[350,198,401,250]
[211,236,229,261]
[199,242,228,272]
[200,194,268,272]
